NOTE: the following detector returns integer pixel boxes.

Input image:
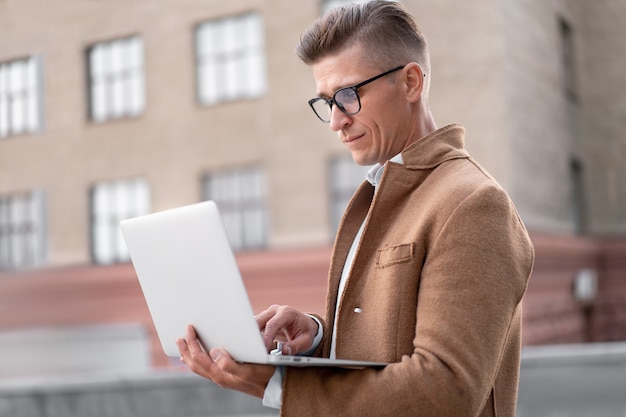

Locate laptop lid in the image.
[120,201,386,368]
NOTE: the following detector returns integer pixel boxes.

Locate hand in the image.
[176,325,276,398]
[256,305,319,355]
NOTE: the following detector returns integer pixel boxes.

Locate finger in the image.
[185,324,198,341]
[207,349,258,391]
[261,315,290,350]
[208,349,276,398]
[176,337,190,362]
[209,348,232,370]
[263,309,304,341]
[180,329,275,399]
[185,324,204,355]
[280,316,318,355]
[255,305,280,332]
[179,325,222,378]
[282,333,314,356]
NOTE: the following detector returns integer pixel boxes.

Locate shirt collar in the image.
[365,153,404,187]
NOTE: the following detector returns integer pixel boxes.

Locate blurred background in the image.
[0,0,625,416]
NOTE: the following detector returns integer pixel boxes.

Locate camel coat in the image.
[281,124,534,417]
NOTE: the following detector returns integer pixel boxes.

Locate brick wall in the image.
[523,234,626,345]
[1,236,625,374]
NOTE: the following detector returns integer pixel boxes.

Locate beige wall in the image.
[1,0,625,267]
[579,0,626,236]
[498,0,583,233]
[416,0,510,187]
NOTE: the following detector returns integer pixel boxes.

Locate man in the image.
[177,1,535,416]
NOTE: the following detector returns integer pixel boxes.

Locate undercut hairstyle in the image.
[295,0,430,79]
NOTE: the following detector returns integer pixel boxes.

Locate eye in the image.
[336,88,358,104]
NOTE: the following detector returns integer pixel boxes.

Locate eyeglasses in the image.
[308,65,405,123]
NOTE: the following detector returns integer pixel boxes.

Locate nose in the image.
[328,105,351,132]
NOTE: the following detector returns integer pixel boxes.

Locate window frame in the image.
[0,55,44,139]
[0,190,47,271]
[202,166,268,251]
[195,12,267,106]
[328,155,370,235]
[558,17,578,103]
[86,35,146,123]
[90,178,150,265]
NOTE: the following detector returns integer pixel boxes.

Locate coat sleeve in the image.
[279,184,534,417]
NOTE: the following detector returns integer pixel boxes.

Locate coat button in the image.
[353,307,362,313]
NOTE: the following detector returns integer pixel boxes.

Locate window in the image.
[329,156,370,233]
[202,167,268,251]
[0,190,46,271]
[0,56,43,139]
[559,18,577,102]
[91,179,150,264]
[195,12,266,105]
[569,157,586,234]
[559,18,585,233]
[87,36,145,122]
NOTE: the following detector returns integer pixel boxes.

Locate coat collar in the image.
[400,123,469,170]
[365,124,468,189]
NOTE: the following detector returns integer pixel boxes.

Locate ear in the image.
[403,62,425,103]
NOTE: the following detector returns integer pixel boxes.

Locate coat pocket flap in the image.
[376,243,414,268]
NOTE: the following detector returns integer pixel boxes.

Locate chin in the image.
[353,157,376,166]
[348,152,367,166]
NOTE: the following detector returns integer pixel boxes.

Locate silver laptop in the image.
[120,201,386,368]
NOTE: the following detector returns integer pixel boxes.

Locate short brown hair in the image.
[296,0,430,75]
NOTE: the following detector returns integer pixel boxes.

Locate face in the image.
[311,45,414,166]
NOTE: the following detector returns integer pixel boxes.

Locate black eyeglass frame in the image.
[307,65,406,123]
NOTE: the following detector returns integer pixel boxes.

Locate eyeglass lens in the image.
[311,88,360,122]
[335,88,360,114]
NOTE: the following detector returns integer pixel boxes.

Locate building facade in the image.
[1,0,625,377]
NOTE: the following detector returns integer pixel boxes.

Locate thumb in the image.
[262,319,287,350]
[282,333,315,356]
[210,348,224,363]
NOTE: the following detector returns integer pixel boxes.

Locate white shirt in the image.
[263,154,403,408]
